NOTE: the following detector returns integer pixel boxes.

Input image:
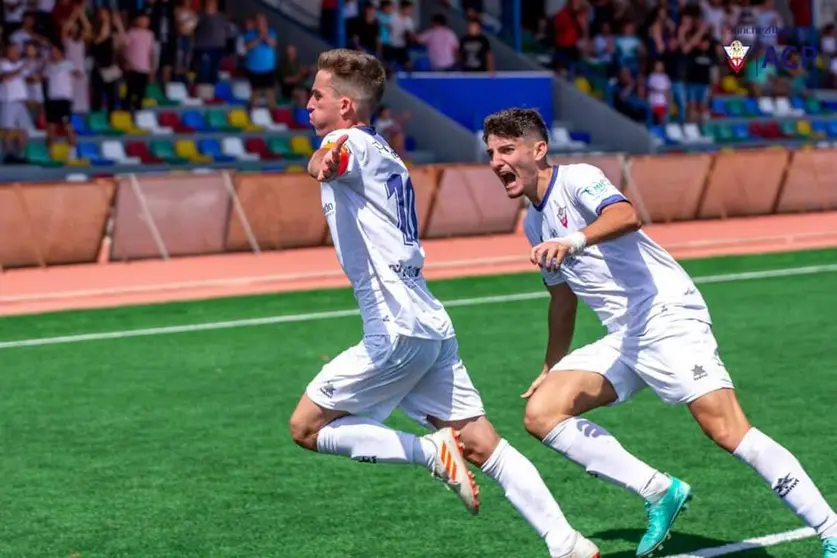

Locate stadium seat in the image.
[731,123,749,141]
[206,110,236,132]
[232,80,252,104]
[251,107,288,131]
[805,97,823,114]
[222,137,260,161]
[682,123,712,144]
[797,120,814,138]
[197,138,236,162]
[165,81,201,106]
[150,139,188,163]
[135,110,174,134]
[25,143,59,166]
[245,137,276,159]
[780,120,798,137]
[158,111,192,134]
[810,120,828,138]
[758,97,775,114]
[144,83,177,107]
[665,123,685,143]
[111,110,146,134]
[50,142,87,165]
[181,110,208,132]
[827,121,837,138]
[726,97,745,117]
[743,97,761,116]
[289,135,314,156]
[214,81,243,105]
[77,142,115,165]
[710,98,727,117]
[715,122,734,142]
[762,120,783,138]
[228,108,261,131]
[102,140,141,164]
[88,111,121,135]
[175,139,212,163]
[272,107,294,127]
[126,141,163,164]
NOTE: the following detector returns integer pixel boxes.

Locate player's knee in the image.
[288,413,319,451]
[457,417,501,467]
[523,397,572,441]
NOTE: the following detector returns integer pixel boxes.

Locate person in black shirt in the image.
[459,18,493,72]
[663,37,688,123]
[685,34,716,122]
[349,3,380,57]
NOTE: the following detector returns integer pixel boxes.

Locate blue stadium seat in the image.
[710,98,727,117]
[198,138,236,162]
[181,110,208,132]
[732,123,750,141]
[743,97,761,116]
[827,121,837,138]
[77,142,114,165]
[71,113,93,136]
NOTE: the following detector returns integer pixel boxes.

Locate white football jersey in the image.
[524,163,712,334]
[319,126,455,340]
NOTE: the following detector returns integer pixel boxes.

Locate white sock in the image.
[734,427,837,539]
[316,415,436,467]
[543,417,672,502]
[481,439,576,556]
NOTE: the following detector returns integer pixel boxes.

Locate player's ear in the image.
[533,138,548,162]
[339,96,352,117]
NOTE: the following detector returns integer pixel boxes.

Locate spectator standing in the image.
[459,16,493,72]
[174,0,197,80]
[192,0,227,84]
[148,0,177,85]
[277,43,309,101]
[23,41,44,122]
[122,13,155,112]
[89,8,125,113]
[242,13,277,110]
[61,5,90,115]
[416,14,458,71]
[0,42,33,163]
[685,33,716,122]
[43,42,76,153]
[387,0,416,71]
[349,2,380,57]
[647,59,671,125]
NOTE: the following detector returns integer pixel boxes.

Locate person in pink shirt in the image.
[121,13,155,112]
[417,14,459,71]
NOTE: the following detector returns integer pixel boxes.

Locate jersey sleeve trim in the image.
[595,194,630,215]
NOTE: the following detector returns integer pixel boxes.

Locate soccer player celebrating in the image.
[481,106,837,558]
[288,50,600,558]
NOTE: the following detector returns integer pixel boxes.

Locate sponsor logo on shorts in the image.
[692,365,708,381]
[389,263,422,279]
[773,473,798,498]
[322,202,334,216]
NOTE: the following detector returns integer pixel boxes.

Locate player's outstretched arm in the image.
[522,282,578,399]
[307,134,349,181]
[576,201,642,248]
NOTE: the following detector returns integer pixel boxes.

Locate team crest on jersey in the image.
[557,206,568,227]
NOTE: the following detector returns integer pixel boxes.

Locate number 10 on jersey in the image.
[386,173,419,245]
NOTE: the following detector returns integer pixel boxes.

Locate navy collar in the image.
[533,166,559,212]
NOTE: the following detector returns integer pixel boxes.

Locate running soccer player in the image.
[481,107,837,558]
[287,50,600,558]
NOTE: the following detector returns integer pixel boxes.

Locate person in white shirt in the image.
[646,59,671,124]
[23,41,45,119]
[287,48,600,558]
[0,42,34,163]
[43,42,76,150]
[387,0,416,70]
[482,107,837,558]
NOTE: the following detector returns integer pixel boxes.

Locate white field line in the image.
[3,231,836,304]
[668,526,815,557]
[1,263,836,350]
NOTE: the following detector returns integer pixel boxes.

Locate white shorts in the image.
[306,334,486,427]
[1,101,32,131]
[552,316,734,405]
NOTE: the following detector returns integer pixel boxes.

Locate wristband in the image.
[564,231,587,254]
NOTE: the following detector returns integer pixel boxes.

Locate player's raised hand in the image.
[530,239,572,272]
[317,134,349,181]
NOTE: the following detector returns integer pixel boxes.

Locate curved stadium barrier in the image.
[1,146,837,269]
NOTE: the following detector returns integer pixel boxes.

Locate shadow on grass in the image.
[593,528,778,557]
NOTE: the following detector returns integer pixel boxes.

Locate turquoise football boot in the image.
[823,537,837,557]
[636,476,693,557]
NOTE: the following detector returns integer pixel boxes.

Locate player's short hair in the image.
[482,108,549,145]
[317,48,386,114]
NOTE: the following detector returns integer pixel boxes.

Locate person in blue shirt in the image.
[242,13,277,109]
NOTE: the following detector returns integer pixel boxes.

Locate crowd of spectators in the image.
[525,0,837,125]
[0,0,498,163]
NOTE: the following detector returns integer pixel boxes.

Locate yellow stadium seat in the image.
[285,164,305,173]
[574,77,591,95]
[797,120,812,137]
[228,108,261,132]
[175,139,212,163]
[290,135,314,156]
[721,75,739,93]
[110,110,146,134]
[142,98,157,108]
[49,142,70,162]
